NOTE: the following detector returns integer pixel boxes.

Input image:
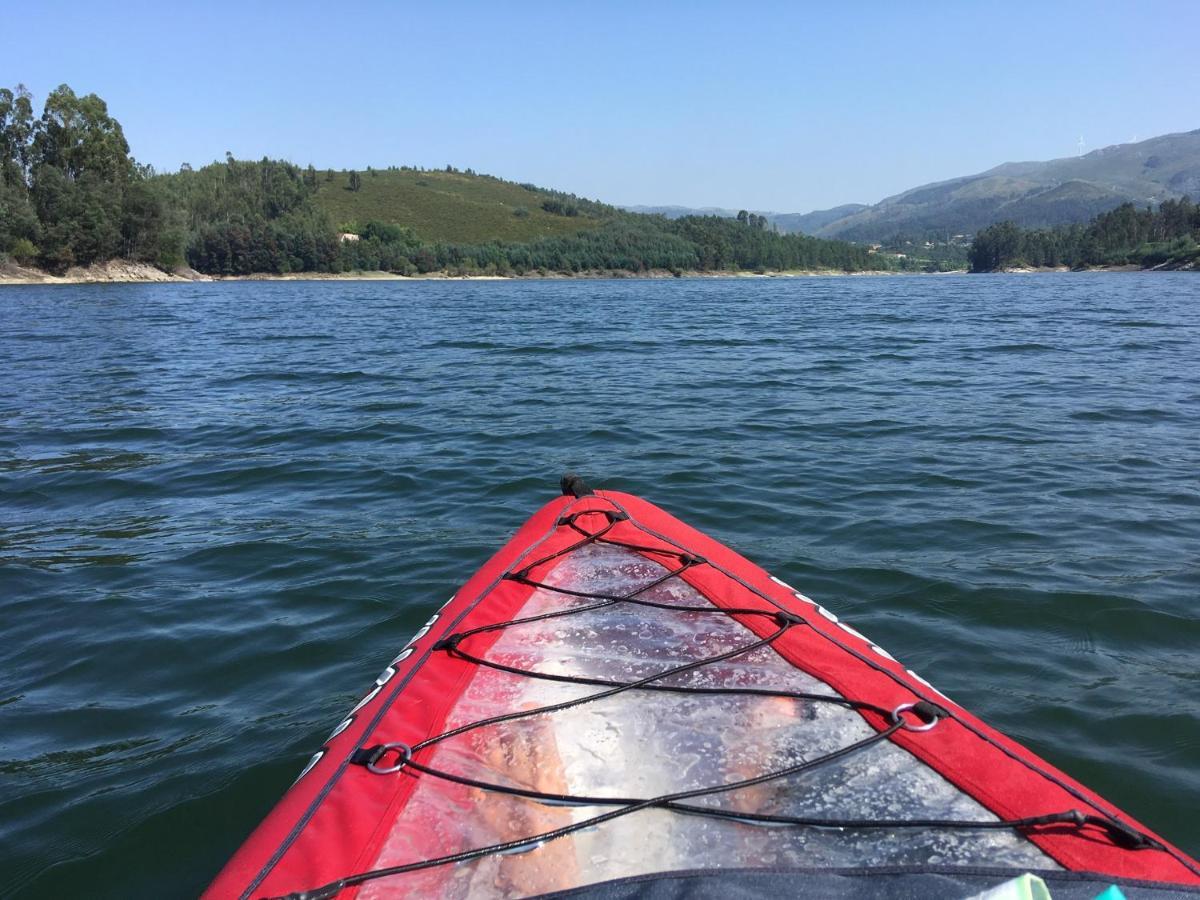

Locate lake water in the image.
[2,273,1198,896]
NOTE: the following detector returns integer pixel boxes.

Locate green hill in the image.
[311,167,606,243]
[0,82,908,277]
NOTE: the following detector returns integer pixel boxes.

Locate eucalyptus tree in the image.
[28,85,137,269]
[0,85,38,255]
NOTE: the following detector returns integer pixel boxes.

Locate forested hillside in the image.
[968,199,1200,272]
[1,83,900,277]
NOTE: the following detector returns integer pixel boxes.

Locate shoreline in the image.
[2,259,1191,287]
[997,261,1196,274]
[0,263,923,286]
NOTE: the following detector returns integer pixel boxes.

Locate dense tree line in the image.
[422,219,699,275]
[969,199,1200,272]
[168,155,340,274]
[671,214,876,271]
[0,83,181,270]
[3,83,896,277]
[0,83,326,274]
[372,215,884,277]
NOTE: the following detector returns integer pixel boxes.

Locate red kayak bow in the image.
[206,477,1200,899]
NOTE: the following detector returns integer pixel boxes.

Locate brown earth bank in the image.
[0,260,211,285]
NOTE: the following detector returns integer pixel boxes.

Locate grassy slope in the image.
[312,169,602,243]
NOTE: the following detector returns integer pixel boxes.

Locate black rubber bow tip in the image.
[560,473,594,498]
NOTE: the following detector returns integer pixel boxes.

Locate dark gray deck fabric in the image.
[534,866,1200,899]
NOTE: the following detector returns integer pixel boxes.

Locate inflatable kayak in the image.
[207,477,1200,899]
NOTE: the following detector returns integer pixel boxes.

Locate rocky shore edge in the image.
[1,260,927,285]
[7,259,1194,285]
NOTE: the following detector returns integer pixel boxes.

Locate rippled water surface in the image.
[2,274,1198,896]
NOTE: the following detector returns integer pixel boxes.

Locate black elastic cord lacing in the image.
[268,502,1163,900]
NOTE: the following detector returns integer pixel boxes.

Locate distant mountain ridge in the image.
[622,204,758,219]
[628,129,1200,242]
[814,129,1200,241]
[771,204,870,235]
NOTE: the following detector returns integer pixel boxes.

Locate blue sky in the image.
[3,0,1198,212]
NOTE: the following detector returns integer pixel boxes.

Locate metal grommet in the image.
[367,742,412,774]
[891,702,939,732]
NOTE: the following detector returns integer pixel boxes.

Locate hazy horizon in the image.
[4,0,1198,213]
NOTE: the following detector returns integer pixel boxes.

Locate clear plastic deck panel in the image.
[363,543,1055,898]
